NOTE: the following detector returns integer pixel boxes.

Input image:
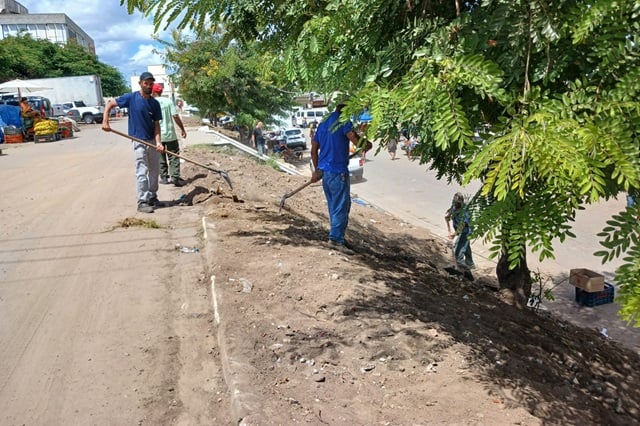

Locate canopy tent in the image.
[0,79,51,98]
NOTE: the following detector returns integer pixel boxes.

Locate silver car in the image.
[282,128,307,150]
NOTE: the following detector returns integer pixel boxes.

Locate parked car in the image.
[218,115,234,125]
[281,127,307,150]
[64,109,82,122]
[52,103,65,117]
[183,104,199,114]
[348,142,365,181]
[62,101,102,124]
[1,95,54,118]
[293,108,328,127]
[348,156,364,181]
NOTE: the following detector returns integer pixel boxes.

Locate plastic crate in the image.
[34,133,57,143]
[575,283,614,307]
[4,133,23,144]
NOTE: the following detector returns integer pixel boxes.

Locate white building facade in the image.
[0,0,95,54]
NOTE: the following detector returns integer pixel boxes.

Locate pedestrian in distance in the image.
[445,192,476,269]
[311,99,360,254]
[388,134,398,160]
[102,71,164,214]
[627,189,637,208]
[252,121,266,155]
[151,84,187,187]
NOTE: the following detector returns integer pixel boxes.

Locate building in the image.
[0,0,95,54]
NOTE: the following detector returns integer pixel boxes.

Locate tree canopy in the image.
[0,34,128,97]
[160,29,295,137]
[123,0,640,325]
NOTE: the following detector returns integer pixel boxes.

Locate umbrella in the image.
[0,79,51,98]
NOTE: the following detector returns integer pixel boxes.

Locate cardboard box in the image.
[569,268,605,292]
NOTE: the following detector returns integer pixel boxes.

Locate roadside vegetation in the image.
[124,0,639,325]
[0,34,129,97]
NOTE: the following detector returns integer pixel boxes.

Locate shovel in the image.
[110,128,233,190]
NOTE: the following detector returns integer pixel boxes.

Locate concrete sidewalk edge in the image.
[202,216,266,423]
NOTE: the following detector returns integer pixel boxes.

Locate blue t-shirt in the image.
[116,92,162,140]
[313,110,353,173]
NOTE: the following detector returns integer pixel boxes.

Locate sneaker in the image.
[149,197,166,208]
[169,177,186,187]
[457,261,476,270]
[160,176,170,185]
[328,240,355,255]
[137,202,154,213]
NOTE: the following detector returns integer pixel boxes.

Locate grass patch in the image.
[265,155,281,171]
[107,217,162,230]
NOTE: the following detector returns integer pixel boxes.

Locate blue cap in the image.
[139,71,155,81]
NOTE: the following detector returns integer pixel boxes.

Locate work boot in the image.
[160,176,170,185]
[170,177,186,187]
[148,197,166,208]
[137,202,154,213]
[328,240,355,255]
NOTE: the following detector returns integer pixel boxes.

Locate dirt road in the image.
[0,124,229,425]
[3,122,639,425]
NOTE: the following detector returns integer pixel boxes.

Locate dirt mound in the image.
[180,144,640,425]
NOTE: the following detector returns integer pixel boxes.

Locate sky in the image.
[18,0,172,84]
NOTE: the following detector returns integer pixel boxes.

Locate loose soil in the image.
[177,120,640,425]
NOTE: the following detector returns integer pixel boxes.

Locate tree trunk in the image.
[496,252,532,309]
[238,126,248,145]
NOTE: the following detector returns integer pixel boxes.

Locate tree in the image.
[160,29,296,143]
[0,35,128,97]
[123,0,640,324]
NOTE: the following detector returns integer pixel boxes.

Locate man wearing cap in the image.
[151,83,187,186]
[102,72,164,213]
[310,100,360,254]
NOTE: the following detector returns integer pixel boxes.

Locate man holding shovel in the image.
[311,100,361,253]
[102,72,164,213]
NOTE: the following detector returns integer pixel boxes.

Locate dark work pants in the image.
[160,139,181,179]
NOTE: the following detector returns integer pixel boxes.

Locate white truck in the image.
[23,75,105,123]
[61,100,103,124]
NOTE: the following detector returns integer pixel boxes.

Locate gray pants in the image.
[133,141,160,204]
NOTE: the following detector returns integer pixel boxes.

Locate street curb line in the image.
[210,275,220,325]
[202,216,264,423]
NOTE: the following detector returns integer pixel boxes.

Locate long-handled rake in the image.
[110,129,233,190]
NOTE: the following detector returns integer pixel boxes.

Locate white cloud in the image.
[16,0,173,79]
[130,44,164,70]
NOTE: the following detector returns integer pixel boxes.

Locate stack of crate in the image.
[570,268,614,307]
[57,120,73,138]
[2,126,23,144]
[33,119,59,143]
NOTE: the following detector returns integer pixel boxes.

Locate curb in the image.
[202,216,265,423]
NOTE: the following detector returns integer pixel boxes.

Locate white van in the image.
[294,108,328,127]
